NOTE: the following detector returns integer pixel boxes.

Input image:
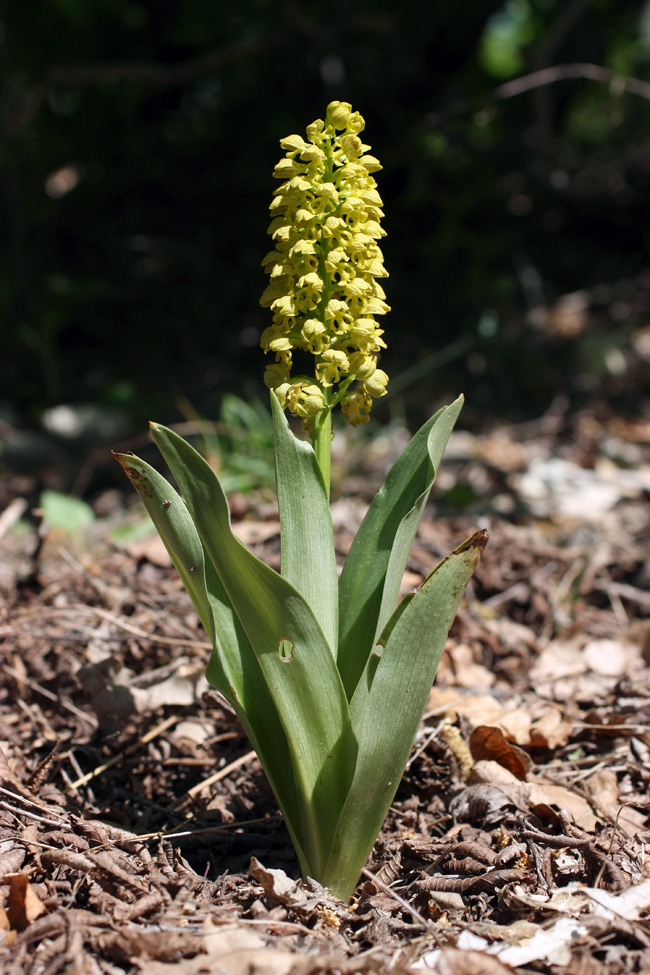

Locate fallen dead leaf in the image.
[78,656,209,729]
[465,760,599,831]
[584,878,650,920]
[124,532,171,567]
[526,781,598,832]
[6,874,46,932]
[447,644,495,689]
[413,946,517,973]
[248,856,308,907]
[469,726,532,780]
[582,638,639,678]
[528,707,574,749]
[231,520,281,545]
[426,688,573,749]
[583,769,648,831]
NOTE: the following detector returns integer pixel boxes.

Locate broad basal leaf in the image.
[324,529,488,900]
[149,424,355,878]
[337,397,463,701]
[114,449,310,872]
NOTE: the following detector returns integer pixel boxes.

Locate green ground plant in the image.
[116,103,486,901]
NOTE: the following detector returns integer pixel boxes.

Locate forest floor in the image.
[1,399,650,975]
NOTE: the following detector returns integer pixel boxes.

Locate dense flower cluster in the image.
[260,101,389,427]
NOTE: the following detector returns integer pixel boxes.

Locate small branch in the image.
[361,867,430,928]
[493,62,650,103]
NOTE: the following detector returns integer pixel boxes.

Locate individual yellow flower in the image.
[316,350,350,387]
[341,387,373,427]
[364,369,389,398]
[286,383,326,417]
[260,102,389,424]
[301,319,330,354]
[264,362,290,390]
[348,351,377,381]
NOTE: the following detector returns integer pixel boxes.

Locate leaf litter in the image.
[0,403,650,974]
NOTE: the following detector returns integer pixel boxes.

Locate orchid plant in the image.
[115,102,486,902]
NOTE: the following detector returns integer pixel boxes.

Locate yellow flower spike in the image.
[260,102,389,427]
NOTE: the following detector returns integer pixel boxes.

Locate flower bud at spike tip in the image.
[260,103,389,426]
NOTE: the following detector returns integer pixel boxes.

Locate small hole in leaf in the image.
[372,641,384,659]
[277,639,294,662]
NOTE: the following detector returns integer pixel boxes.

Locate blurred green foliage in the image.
[2,0,650,439]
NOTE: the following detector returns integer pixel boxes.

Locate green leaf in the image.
[202,559,310,873]
[337,396,464,700]
[112,452,217,649]
[40,490,94,533]
[149,423,356,878]
[324,529,488,900]
[114,447,314,871]
[271,392,338,653]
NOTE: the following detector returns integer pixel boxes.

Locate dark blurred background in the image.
[2,0,650,493]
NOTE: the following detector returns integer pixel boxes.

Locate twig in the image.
[169,750,257,810]
[136,813,281,841]
[361,867,430,928]
[0,801,67,828]
[3,665,98,728]
[65,714,180,790]
[493,63,650,104]
[0,498,28,541]
[593,580,650,611]
[89,606,212,649]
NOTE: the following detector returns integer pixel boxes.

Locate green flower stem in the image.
[313,407,332,501]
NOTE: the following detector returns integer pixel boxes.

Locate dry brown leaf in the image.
[0,905,10,932]
[427,689,572,750]
[125,532,172,566]
[526,782,598,832]
[468,760,524,789]
[426,689,508,727]
[466,761,598,831]
[528,708,574,749]
[413,948,515,974]
[6,875,46,932]
[447,644,495,689]
[583,769,648,831]
[469,726,532,780]
[248,856,307,906]
[231,520,281,545]
[582,638,639,678]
